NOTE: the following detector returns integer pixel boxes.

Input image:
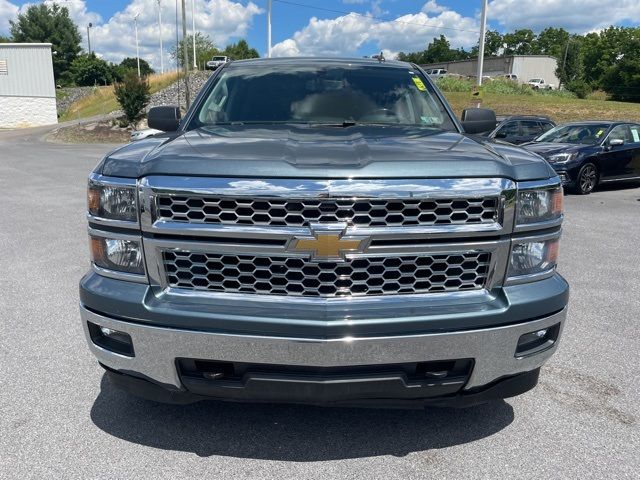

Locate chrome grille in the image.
[155,196,500,228]
[163,251,492,297]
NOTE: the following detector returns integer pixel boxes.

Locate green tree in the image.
[69,53,112,86]
[397,35,470,64]
[120,57,154,76]
[602,37,640,102]
[171,32,218,70]
[222,39,260,60]
[536,27,570,58]
[503,29,536,55]
[583,27,640,88]
[114,71,150,124]
[471,30,503,57]
[10,3,82,84]
[0,35,11,43]
[556,36,585,87]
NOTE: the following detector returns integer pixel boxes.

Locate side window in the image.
[497,121,519,137]
[540,122,554,132]
[521,121,542,136]
[628,125,640,144]
[608,125,632,144]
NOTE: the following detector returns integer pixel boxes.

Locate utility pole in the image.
[267,0,272,58]
[86,23,92,54]
[157,0,164,73]
[191,0,197,69]
[181,0,191,107]
[134,13,141,77]
[476,0,488,87]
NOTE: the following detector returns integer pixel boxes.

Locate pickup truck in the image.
[80,58,568,407]
[205,55,229,70]
[527,78,554,90]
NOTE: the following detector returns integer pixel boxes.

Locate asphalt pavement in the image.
[1,130,638,479]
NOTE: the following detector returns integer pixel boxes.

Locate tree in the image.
[471,30,503,57]
[0,35,11,43]
[171,32,218,70]
[536,27,570,58]
[114,71,150,124]
[120,57,154,76]
[397,35,471,64]
[223,39,260,60]
[10,3,82,84]
[69,53,112,86]
[556,36,584,87]
[602,36,640,102]
[503,29,536,55]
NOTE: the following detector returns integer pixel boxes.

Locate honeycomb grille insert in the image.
[155,196,500,228]
[163,251,492,297]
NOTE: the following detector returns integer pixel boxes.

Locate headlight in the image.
[516,186,563,226]
[88,178,137,222]
[508,237,559,279]
[90,235,145,275]
[547,153,575,164]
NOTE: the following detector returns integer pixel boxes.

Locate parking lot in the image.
[1,131,639,479]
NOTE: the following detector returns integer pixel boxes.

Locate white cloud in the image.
[0,0,262,69]
[271,1,479,58]
[0,0,19,35]
[488,0,640,32]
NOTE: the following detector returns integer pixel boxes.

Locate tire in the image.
[573,162,599,194]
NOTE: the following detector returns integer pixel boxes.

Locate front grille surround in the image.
[162,250,492,298]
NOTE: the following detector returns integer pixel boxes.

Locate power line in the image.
[272,0,481,34]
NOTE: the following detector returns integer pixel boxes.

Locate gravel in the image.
[147,70,213,112]
[56,86,96,116]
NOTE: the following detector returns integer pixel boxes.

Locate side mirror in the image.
[608,138,624,147]
[461,108,497,135]
[494,131,507,139]
[148,106,181,132]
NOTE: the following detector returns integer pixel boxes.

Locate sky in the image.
[0,0,638,70]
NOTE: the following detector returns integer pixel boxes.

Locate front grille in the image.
[163,251,491,297]
[155,196,500,228]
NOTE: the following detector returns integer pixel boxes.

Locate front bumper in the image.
[81,303,566,405]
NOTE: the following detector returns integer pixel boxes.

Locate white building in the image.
[0,43,58,128]
[422,55,560,87]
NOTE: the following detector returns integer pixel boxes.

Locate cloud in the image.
[0,0,19,34]
[488,0,640,32]
[1,0,262,69]
[271,1,479,58]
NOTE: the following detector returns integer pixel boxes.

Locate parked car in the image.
[523,121,640,194]
[425,68,447,79]
[527,78,554,90]
[81,57,568,407]
[205,55,230,70]
[483,116,555,144]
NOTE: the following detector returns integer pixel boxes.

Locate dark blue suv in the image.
[523,121,640,194]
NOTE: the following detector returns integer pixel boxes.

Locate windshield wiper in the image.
[311,120,358,128]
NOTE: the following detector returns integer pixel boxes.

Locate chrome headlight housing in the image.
[516,182,563,227]
[88,176,138,223]
[508,234,560,282]
[90,234,145,276]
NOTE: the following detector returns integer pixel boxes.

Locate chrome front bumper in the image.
[81,304,566,391]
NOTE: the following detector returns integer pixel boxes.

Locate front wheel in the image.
[573,162,598,194]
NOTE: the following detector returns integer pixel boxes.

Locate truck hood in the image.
[99,125,555,180]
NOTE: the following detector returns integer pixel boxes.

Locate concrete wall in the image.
[0,96,58,128]
[0,43,57,128]
[421,56,559,84]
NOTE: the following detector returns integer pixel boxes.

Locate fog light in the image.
[515,323,560,358]
[88,321,134,357]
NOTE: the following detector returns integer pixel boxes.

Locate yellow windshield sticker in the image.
[412,76,427,91]
[595,129,605,138]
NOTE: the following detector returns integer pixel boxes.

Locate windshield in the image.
[212,56,226,61]
[535,124,610,145]
[192,63,456,129]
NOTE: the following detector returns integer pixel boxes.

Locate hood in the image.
[522,142,586,158]
[99,125,556,180]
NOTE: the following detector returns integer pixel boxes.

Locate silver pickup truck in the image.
[80,58,568,407]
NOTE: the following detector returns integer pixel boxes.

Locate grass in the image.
[443,91,640,123]
[60,71,181,122]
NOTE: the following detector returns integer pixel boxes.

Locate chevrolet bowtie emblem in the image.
[288,225,369,261]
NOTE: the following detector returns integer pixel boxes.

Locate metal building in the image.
[0,43,58,128]
[422,55,560,87]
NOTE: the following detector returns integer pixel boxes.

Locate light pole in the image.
[86,23,92,54]
[157,0,164,73]
[191,0,197,69]
[476,0,488,87]
[134,12,141,77]
[181,0,191,106]
[267,0,272,58]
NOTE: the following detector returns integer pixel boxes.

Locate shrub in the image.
[483,78,533,96]
[435,76,472,92]
[566,79,592,99]
[114,71,150,124]
[70,53,113,86]
[586,89,610,101]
